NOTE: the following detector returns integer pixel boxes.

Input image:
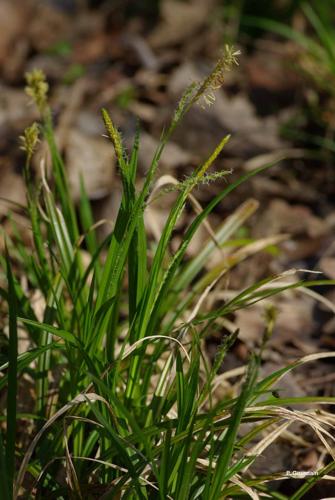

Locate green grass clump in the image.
[242,2,335,154]
[1,50,335,499]
[243,2,335,99]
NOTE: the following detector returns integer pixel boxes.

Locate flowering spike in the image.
[101,108,124,165]
[20,122,40,162]
[25,69,49,114]
[197,45,241,108]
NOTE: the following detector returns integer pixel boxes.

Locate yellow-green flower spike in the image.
[101,108,124,166]
[20,122,40,162]
[25,69,49,114]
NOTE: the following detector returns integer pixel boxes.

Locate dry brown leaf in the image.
[245,44,301,93]
[138,132,192,170]
[65,130,114,201]
[0,86,37,133]
[0,1,27,67]
[148,0,213,49]
[319,256,335,280]
[28,3,71,52]
[0,166,26,216]
[256,199,328,238]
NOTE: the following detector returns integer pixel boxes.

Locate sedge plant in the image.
[1,47,335,499]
